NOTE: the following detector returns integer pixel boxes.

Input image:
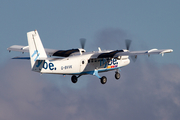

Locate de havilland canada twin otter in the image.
[8,30,173,84]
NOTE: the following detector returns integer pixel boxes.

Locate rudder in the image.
[27,30,47,70]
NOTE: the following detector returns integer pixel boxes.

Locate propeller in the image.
[125,39,137,62]
[80,38,86,49]
[125,39,132,50]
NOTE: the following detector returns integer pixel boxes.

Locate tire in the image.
[101,76,107,84]
[115,72,120,80]
[71,75,78,83]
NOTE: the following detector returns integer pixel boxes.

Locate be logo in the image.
[43,62,57,70]
[100,58,118,68]
[36,60,56,70]
[108,58,118,65]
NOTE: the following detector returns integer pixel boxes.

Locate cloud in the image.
[0,58,180,120]
[0,60,48,120]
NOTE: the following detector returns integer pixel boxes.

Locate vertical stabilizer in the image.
[27,30,47,69]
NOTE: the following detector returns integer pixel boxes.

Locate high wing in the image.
[7,45,82,57]
[8,45,173,59]
[90,48,173,59]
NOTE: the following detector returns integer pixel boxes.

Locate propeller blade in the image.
[125,39,132,50]
[80,38,86,49]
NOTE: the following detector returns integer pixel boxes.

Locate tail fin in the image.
[27,30,47,69]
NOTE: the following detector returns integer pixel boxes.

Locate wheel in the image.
[100,76,107,84]
[71,75,78,83]
[115,72,120,80]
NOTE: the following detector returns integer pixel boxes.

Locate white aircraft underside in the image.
[7,30,173,84]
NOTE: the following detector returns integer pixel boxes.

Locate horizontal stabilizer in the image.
[12,57,30,60]
[7,45,29,52]
[7,45,81,57]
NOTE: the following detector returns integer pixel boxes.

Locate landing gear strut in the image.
[93,70,107,84]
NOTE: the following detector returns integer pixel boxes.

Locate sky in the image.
[0,0,180,120]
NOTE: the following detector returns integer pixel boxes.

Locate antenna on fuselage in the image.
[98,47,101,52]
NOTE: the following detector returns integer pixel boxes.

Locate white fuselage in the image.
[35,52,130,75]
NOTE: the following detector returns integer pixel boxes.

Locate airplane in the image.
[7,30,173,84]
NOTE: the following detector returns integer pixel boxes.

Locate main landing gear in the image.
[100,76,107,84]
[71,70,121,84]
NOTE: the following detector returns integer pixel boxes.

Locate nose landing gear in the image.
[115,72,120,80]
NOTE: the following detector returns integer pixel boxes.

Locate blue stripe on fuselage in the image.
[70,67,120,75]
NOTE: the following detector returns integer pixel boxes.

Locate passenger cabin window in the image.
[88,59,102,63]
[82,61,84,64]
